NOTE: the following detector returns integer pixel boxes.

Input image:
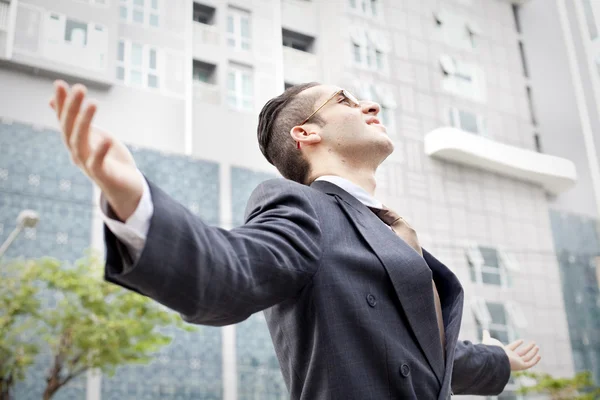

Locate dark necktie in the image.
[371,206,446,357]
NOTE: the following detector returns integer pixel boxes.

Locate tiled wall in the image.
[1,120,223,400]
[101,148,222,399]
[550,210,600,385]
[230,166,287,399]
[0,120,93,400]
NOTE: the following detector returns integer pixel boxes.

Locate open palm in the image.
[50,81,143,221]
[481,330,541,371]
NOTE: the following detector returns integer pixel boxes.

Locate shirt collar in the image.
[315,175,383,209]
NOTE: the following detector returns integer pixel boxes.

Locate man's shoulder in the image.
[245,178,329,211]
[252,178,317,198]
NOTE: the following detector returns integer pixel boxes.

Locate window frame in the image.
[226,63,254,112]
[466,243,519,288]
[226,7,251,52]
[116,39,162,90]
[471,298,521,345]
[448,107,486,136]
[119,0,160,28]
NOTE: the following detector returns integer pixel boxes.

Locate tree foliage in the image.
[516,370,600,400]
[1,253,194,400]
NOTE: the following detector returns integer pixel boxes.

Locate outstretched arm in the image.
[452,330,541,395]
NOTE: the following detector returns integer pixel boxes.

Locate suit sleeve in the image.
[451,340,511,396]
[104,178,323,326]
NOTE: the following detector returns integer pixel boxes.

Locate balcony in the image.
[193,22,220,63]
[424,127,577,195]
[282,46,320,85]
[193,80,220,105]
[0,1,9,32]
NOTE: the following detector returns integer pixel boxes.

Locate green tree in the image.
[0,262,41,400]
[1,253,194,400]
[516,370,600,400]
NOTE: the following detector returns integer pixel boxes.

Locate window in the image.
[43,12,108,70]
[439,55,485,101]
[193,2,216,25]
[434,10,480,50]
[0,1,8,32]
[518,41,528,77]
[282,28,315,53]
[227,63,253,111]
[227,7,251,51]
[534,133,542,153]
[466,244,519,287]
[448,108,485,135]
[583,0,598,40]
[193,59,216,84]
[350,28,389,71]
[512,4,522,34]
[119,0,160,27]
[526,86,537,125]
[349,0,379,17]
[116,40,161,89]
[472,298,526,345]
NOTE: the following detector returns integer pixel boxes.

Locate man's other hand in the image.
[482,329,541,372]
[50,80,143,221]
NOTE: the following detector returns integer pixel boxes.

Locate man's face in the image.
[298,85,394,162]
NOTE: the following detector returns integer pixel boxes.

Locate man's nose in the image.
[361,100,380,115]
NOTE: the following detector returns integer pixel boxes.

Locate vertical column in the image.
[6,0,18,59]
[219,164,237,400]
[86,186,105,400]
[184,0,194,155]
[557,0,600,219]
[272,0,284,93]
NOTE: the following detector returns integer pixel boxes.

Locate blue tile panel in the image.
[101,148,222,400]
[549,210,600,385]
[1,121,93,400]
[1,120,223,399]
[230,166,288,399]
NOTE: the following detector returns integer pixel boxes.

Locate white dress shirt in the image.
[101,173,383,263]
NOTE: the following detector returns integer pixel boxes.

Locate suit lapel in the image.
[311,181,446,384]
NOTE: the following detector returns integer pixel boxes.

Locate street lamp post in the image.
[0,210,40,259]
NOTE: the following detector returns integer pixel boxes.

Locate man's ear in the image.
[290,125,322,147]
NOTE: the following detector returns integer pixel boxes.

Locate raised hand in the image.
[482,329,541,372]
[50,80,143,221]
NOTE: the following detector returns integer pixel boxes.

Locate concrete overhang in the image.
[424,127,577,195]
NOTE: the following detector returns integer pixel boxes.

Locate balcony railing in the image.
[0,1,10,32]
[193,21,219,47]
[424,127,577,195]
[282,46,320,84]
[193,80,220,105]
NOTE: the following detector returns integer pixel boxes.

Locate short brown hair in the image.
[257,82,323,184]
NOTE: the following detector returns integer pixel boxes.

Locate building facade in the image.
[0,0,597,399]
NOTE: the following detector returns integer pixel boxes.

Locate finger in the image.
[61,84,86,146]
[482,329,491,342]
[53,80,69,119]
[506,339,525,351]
[70,101,97,165]
[524,354,541,369]
[86,136,112,178]
[516,342,535,356]
[521,346,540,363]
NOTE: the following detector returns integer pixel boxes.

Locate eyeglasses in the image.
[300,89,360,126]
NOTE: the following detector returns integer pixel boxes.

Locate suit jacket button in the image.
[366,294,377,307]
[399,364,410,377]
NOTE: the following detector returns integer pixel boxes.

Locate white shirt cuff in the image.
[100,170,153,262]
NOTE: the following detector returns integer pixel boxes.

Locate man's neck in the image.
[312,167,377,196]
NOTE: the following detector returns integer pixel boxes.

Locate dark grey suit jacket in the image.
[105,178,510,399]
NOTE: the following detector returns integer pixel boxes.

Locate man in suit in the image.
[50,80,540,399]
